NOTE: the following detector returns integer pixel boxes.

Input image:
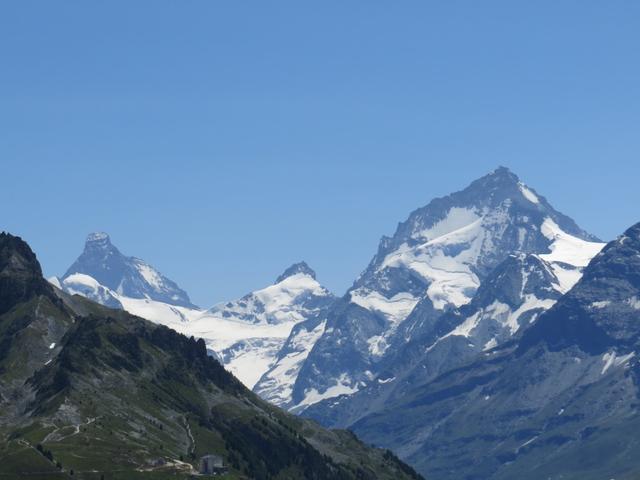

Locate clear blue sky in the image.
[1,1,639,306]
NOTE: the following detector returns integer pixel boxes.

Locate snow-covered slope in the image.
[291,167,604,411]
[253,315,328,407]
[51,272,203,325]
[184,264,335,388]
[53,244,335,392]
[50,272,123,309]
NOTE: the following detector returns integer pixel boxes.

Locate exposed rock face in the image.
[292,167,602,412]
[61,232,196,308]
[344,223,640,480]
[0,232,51,315]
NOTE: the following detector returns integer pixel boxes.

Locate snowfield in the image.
[51,269,334,390]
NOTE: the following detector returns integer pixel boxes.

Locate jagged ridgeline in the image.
[347,223,640,480]
[0,233,422,480]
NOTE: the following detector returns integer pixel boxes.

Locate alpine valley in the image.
[26,166,640,479]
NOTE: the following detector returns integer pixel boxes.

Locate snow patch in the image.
[602,351,635,375]
[545,262,583,294]
[135,262,164,290]
[413,207,481,241]
[483,338,498,351]
[507,294,556,333]
[350,290,419,325]
[64,273,102,290]
[445,294,554,340]
[366,335,389,357]
[540,218,605,268]
[626,297,640,310]
[518,182,540,204]
[447,312,482,338]
[297,373,359,410]
[538,218,605,293]
[378,376,396,384]
[519,436,538,450]
[61,273,122,306]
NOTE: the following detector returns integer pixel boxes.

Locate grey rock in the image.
[62,232,196,308]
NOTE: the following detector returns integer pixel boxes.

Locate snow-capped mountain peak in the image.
[290,167,604,411]
[85,231,112,247]
[276,261,317,283]
[186,263,335,388]
[207,264,329,327]
[354,167,600,316]
[61,232,196,308]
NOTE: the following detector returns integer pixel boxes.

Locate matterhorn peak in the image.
[86,231,110,242]
[84,231,114,251]
[62,232,196,308]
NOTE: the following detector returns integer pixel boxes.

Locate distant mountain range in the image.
[0,232,422,479]
[40,166,640,479]
[51,237,335,389]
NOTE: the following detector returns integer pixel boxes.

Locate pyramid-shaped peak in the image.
[64,232,196,308]
[83,232,118,255]
[86,232,111,245]
[276,262,316,283]
[414,166,558,218]
[471,166,523,190]
[489,165,517,178]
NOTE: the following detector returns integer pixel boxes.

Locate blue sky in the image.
[1,2,639,306]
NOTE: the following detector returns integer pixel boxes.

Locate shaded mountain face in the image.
[0,232,51,315]
[61,232,196,308]
[0,233,422,480]
[291,167,603,411]
[347,223,640,480]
